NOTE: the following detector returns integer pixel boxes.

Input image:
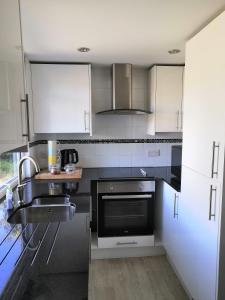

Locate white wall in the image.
[32,142,180,169]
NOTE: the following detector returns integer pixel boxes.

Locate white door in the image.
[161,181,180,269]
[31,64,91,133]
[182,12,225,180]
[161,181,174,254]
[0,0,26,154]
[178,166,220,300]
[155,66,184,132]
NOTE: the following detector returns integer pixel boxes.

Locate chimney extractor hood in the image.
[96,64,152,115]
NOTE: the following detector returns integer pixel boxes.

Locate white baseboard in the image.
[91,245,165,260]
[166,253,192,300]
[98,235,155,249]
[91,232,165,260]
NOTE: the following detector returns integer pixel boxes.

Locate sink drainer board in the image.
[34,168,82,180]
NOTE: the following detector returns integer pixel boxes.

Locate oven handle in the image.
[102,194,153,200]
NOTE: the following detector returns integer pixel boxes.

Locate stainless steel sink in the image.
[8,202,76,224]
[32,195,71,205]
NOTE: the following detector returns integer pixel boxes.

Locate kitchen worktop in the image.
[0,166,180,298]
[0,181,91,298]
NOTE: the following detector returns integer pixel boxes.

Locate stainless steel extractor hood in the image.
[96,64,152,115]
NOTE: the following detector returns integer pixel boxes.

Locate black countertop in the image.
[0,166,180,297]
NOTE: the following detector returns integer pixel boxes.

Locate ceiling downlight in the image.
[77,47,90,53]
[168,49,181,54]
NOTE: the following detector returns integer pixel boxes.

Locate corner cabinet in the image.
[0,0,28,154]
[147,65,184,135]
[30,63,92,135]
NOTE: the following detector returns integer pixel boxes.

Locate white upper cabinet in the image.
[31,63,92,134]
[0,0,27,154]
[182,12,225,180]
[148,65,184,135]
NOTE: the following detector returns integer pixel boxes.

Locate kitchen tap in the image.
[17,156,40,206]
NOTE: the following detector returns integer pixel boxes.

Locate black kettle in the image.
[60,149,79,170]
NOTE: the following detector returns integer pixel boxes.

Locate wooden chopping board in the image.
[35,168,82,180]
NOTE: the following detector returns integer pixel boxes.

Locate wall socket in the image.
[147,149,160,157]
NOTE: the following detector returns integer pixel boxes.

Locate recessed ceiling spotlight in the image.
[77,47,90,53]
[168,49,181,54]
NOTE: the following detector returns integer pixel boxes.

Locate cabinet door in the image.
[39,213,90,274]
[161,181,180,268]
[182,12,225,180]
[157,66,184,132]
[31,64,91,134]
[0,0,26,154]
[148,66,184,134]
[178,166,220,300]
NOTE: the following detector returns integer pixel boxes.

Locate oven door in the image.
[98,193,154,237]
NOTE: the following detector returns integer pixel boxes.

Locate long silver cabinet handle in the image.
[211,142,220,178]
[89,229,92,265]
[86,215,90,232]
[176,110,180,130]
[116,241,138,246]
[180,111,183,131]
[209,185,217,221]
[46,222,61,264]
[102,194,152,200]
[209,185,217,220]
[84,110,89,132]
[21,94,30,141]
[174,194,179,219]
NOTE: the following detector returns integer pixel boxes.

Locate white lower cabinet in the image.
[161,181,181,270]
[160,172,220,300]
[178,166,220,300]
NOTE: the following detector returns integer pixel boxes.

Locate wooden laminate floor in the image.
[89,256,188,300]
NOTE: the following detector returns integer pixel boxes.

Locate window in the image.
[0,152,21,199]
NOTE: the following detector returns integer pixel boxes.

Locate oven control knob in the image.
[109,185,114,191]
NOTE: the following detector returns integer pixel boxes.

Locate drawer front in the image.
[98,235,154,249]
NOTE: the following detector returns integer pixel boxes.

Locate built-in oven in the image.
[97,180,155,238]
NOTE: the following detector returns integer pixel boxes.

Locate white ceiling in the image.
[20,0,225,66]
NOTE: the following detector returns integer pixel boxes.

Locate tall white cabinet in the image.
[179,11,225,300]
[31,63,92,134]
[179,167,221,300]
[148,65,184,135]
[0,0,28,154]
